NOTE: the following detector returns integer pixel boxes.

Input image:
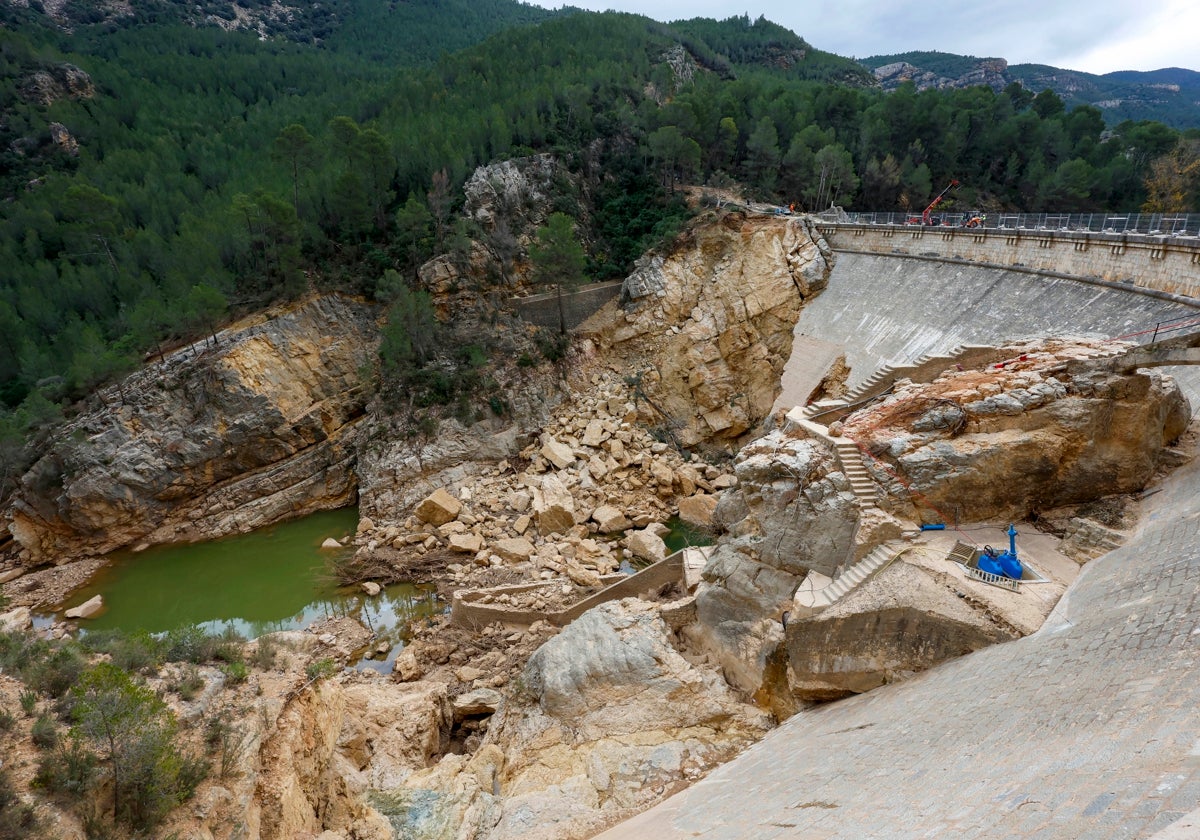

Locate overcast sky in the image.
[526,0,1198,75]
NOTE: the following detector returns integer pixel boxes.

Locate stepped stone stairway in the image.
[835,440,877,507]
[790,540,903,617]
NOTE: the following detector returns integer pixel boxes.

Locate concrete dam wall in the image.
[783,250,1200,405]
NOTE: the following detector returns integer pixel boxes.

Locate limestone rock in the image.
[721,431,859,577]
[591,504,631,533]
[626,528,668,563]
[393,646,422,681]
[452,688,503,719]
[785,562,1016,701]
[677,493,718,528]
[321,537,344,550]
[533,474,575,534]
[522,599,766,741]
[565,560,602,588]
[492,537,535,563]
[540,434,576,470]
[361,581,381,596]
[449,533,484,553]
[845,347,1191,522]
[595,214,832,447]
[65,595,103,619]
[0,606,32,633]
[581,419,607,447]
[415,488,462,526]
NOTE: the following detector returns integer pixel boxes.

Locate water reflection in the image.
[47,509,442,649]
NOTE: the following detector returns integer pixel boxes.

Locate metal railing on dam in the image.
[825,211,1200,237]
[813,211,1200,302]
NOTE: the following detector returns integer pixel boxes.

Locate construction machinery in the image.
[906,179,960,225]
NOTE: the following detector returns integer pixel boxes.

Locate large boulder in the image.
[626,528,667,563]
[844,341,1192,522]
[532,474,575,535]
[492,537,535,563]
[785,562,1016,701]
[677,493,718,528]
[719,431,860,578]
[590,504,630,533]
[521,600,763,741]
[414,488,462,526]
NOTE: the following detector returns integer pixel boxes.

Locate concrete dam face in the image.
[787,251,1200,403]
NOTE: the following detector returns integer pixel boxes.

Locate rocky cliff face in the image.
[588,212,833,448]
[872,58,1009,92]
[843,338,1190,522]
[5,294,378,564]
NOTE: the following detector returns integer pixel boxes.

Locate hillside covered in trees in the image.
[1,0,1198,478]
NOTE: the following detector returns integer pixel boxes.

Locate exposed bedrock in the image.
[686,431,867,694]
[393,599,770,840]
[685,338,1190,705]
[784,562,1016,702]
[588,212,833,447]
[5,294,379,564]
[843,338,1191,523]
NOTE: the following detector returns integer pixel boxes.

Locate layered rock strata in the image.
[5,294,378,564]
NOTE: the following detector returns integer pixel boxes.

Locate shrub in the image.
[19,690,37,715]
[33,737,98,796]
[304,657,338,682]
[82,629,164,674]
[71,662,205,830]
[204,715,250,780]
[163,625,211,663]
[250,636,277,671]
[0,710,14,732]
[0,765,40,838]
[171,667,205,701]
[31,713,58,749]
[28,645,86,698]
[221,661,248,685]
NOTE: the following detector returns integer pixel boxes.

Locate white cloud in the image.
[527,1,1198,74]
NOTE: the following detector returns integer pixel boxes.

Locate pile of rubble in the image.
[353,372,735,591]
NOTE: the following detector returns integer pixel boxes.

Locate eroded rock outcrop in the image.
[785,561,1017,701]
[843,338,1190,522]
[588,212,833,447]
[5,295,378,564]
[683,430,866,693]
[395,599,770,840]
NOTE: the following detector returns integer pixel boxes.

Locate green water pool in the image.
[53,508,439,645]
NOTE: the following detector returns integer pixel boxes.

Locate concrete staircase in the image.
[791,541,903,616]
[835,440,877,508]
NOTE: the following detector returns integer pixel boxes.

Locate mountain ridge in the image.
[861,50,1200,128]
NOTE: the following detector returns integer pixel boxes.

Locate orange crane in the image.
[907,179,960,225]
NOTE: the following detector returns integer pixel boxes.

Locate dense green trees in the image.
[0,3,1193,452]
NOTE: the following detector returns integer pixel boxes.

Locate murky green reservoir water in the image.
[58,509,438,644]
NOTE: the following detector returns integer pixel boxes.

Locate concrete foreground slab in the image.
[594,454,1200,839]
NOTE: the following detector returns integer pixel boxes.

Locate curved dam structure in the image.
[779,249,1200,407]
[600,235,1200,840]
